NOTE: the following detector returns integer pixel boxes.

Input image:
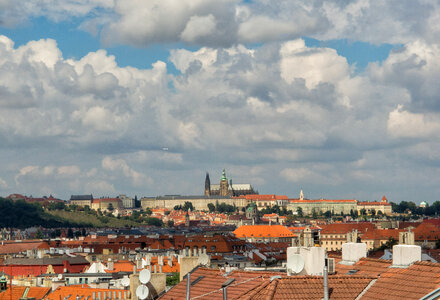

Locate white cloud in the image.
[102,156,152,187]
[280,39,350,89]
[388,105,440,138]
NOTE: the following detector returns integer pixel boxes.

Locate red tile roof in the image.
[45,286,127,300]
[361,261,440,299]
[320,223,375,235]
[335,258,392,277]
[234,225,295,239]
[0,241,50,255]
[0,286,50,300]
[159,268,282,300]
[238,275,375,300]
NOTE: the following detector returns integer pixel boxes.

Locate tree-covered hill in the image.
[0,197,80,228]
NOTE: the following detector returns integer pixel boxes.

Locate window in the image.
[211,245,216,252]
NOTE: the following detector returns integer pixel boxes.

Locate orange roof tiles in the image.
[159,268,282,300]
[361,229,404,241]
[335,258,392,277]
[361,261,440,300]
[0,286,50,300]
[320,223,375,235]
[45,286,128,300]
[0,241,50,255]
[238,275,375,300]
[233,225,295,238]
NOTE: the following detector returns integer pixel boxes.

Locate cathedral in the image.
[204,169,257,197]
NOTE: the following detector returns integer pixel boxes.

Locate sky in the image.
[0,0,439,203]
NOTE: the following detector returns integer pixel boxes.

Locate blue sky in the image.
[0,17,395,73]
[0,1,439,203]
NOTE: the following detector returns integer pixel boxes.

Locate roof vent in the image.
[340,243,366,265]
[392,245,421,268]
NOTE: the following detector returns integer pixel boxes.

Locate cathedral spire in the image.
[204,172,211,196]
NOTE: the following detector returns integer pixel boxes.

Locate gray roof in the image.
[4,256,89,266]
[70,194,93,201]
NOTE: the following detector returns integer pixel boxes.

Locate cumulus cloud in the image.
[1,21,440,201]
[102,156,152,187]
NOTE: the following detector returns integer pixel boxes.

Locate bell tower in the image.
[220,169,229,196]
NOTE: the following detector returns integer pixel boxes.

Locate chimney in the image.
[392,245,421,267]
[107,259,114,271]
[340,242,367,265]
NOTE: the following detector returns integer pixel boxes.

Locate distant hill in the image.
[0,197,80,228]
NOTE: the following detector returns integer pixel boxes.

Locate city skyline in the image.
[0,1,439,203]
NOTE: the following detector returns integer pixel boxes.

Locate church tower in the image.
[204,172,211,196]
[220,169,229,196]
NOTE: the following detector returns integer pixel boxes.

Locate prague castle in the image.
[204,169,257,197]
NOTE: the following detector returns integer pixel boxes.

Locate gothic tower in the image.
[220,169,229,196]
[204,172,211,196]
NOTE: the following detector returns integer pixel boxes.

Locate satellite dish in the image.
[136,285,149,300]
[287,254,304,274]
[121,277,130,287]
[198,254,209,266]
[139,269,151,284]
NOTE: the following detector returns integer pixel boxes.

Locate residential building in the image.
[320,223,375,251]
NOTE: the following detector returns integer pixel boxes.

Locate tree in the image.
[134,195,140,208]
[360,208,367,216]
[183,201,194,212]
[297,207,303,217]
[167,220,174,227]
[207,203,216,213]
[145,217,163,227]
[324,210,332,218]
[107,203,114,212]
[145,208,152,215]
[67,228,74,238]
[371,209,376,217]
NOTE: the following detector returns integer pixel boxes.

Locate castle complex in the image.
[204,169,256,197]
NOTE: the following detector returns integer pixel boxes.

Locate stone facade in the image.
[141,195,249,211]
[287,199,357,215]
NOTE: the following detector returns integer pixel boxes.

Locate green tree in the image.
[183,201,194,212]
[324,210,332,218]
[207,203,216,213]
[107,203,114,212]
[166,273,180,286]
[145,217,163,227]
[297,207,303,217]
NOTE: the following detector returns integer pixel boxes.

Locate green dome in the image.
[221,169,227,181]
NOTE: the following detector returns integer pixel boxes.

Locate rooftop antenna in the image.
[139,269,151,285]
[136,269,151,300]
